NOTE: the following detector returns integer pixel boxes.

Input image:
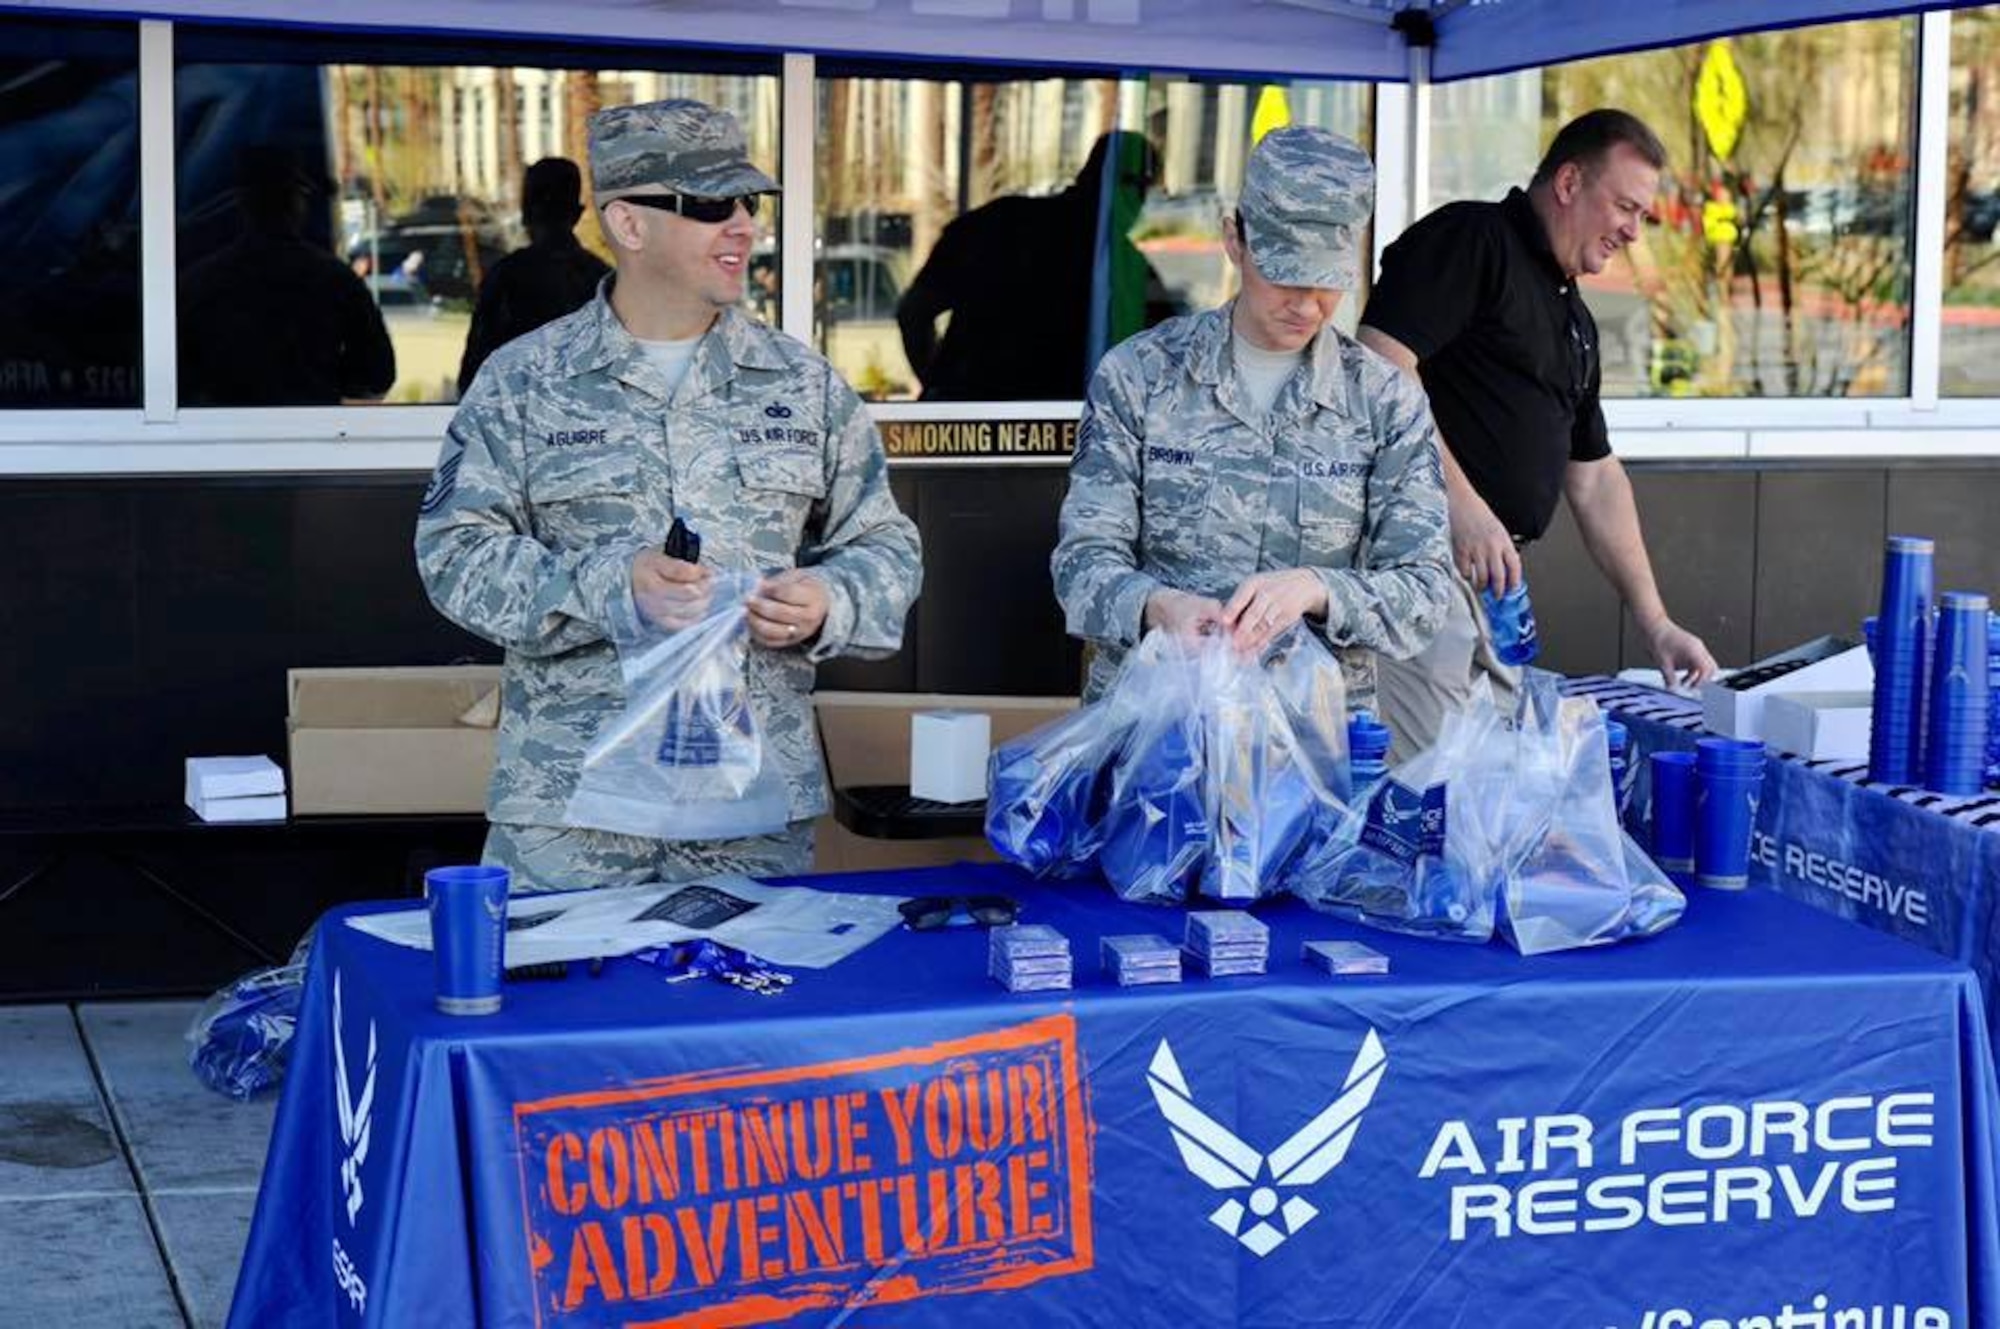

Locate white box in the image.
[910,710,991,804]
[189,793,288,823]
[185,755,284,805]
[1763,691,1873,761]
[1701,638,1873,741]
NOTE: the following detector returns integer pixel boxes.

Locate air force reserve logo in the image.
[1148,1030,1387,1256]
[331,971,378,1315]
[333,970,377,1226]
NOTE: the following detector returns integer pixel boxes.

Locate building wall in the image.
[8,461,1997,814]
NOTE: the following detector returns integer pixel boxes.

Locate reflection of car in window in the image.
[749,242,916,397]
[346,195,509,304]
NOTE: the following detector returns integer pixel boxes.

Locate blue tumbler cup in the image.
[1924,591,1992,796]
[1693,740,1765,890]
[1649,750,1697,882]
[1605,718,1634,821]
[1481,582,1541,667]
[1869,536,1934,785]
[1347,711,1392,801]
[1989,613,2000,788]
[427,865,510,1015]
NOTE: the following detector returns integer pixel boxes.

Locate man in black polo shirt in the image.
[1359,109,1716,755]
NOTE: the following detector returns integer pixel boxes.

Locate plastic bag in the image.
[1039,627,1349,905]
[1288,688,1500,940]
[186,963,306,1101]
[1292,672,1684,954]
[1488,677,1686,954]
[565,571,789,841]
[1201,631,1351,901]
[985,703,1135,877]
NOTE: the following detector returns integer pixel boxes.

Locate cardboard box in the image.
[288,666,502,815]
[1701,637,1872,740]
[813,691,1077,873]
[1762,690,1873,761]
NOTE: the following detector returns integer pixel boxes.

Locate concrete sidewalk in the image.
[0,1003,272,1329]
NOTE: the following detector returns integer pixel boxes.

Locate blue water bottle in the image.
[1347,711,1392,802]
[1482,581,1540,667]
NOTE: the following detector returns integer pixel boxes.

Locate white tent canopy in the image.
[6,0,1989,80]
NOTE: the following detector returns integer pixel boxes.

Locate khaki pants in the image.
[482,819,816,893]
[1374,573,1522,763]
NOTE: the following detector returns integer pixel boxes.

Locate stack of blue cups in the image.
[1923,591,1991,796]
[1347,711,1392,803]
[1649,749,1697,886]
[1868,536,1934,785]
[1989,613,2000,789]
[1694,737,1766,890]
[1604,719,1636,822]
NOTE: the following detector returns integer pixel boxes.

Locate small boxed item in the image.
[1762,690,1873,761]
[910,710,992,804]
[185,755,284,804]
[1303,940,1389,976]
[988,924,1073,993]
[1185,911,1269,977]
[186,756,287,823]
[1100,933,1183,986]
[288,666,502,814]
[1701,637,1872,741]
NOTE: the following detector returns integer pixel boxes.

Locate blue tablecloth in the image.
[1567,675,2000,1030]
[231,862,2000,1329]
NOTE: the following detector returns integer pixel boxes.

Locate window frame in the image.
[0,11,1989,473]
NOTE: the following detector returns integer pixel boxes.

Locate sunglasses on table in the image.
[898,894,1021,931]
[612,193,761,223]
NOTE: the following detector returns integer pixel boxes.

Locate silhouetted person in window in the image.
[897,130,1179,400]
[179,145,395,407]
[457,157,609,394]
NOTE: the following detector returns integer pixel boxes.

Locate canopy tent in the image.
[7,0,1990,80]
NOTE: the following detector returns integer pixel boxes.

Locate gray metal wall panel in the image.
[1620,469,1758,671]
[1886,469,2000,603]
[1753,469,1885,657]
[1521,499,1623,677]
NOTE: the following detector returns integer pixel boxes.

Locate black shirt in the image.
[457,236,609,391]
[179,231,397,407]
[1361,188,1609,542]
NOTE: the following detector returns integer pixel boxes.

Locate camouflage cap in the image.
[587,99,779,204]
[1237,126,1374,290]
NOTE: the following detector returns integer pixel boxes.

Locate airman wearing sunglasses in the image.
[416,99,922,892]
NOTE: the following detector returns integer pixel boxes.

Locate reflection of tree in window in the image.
[1943,9,2000,398]
[1519,18,1918,398]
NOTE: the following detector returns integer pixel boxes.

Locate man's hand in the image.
[1641,616,1719,690]
[1223,568,1329,655]
[1144,587,1227,640]
[631,552,712,631]
[748,569,830,650]
[1450,487,1521,596]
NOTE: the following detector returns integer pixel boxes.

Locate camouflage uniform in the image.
[414,99,921,892]
[1052,127,1451,711]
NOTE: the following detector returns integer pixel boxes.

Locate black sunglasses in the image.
[898,894,1021,931]
[613,193,760,224]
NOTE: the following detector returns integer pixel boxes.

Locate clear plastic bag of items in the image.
[186,963,307,1101]
[1291,672,1684,954]
[565,570,788,841]
[987,626,1350,905]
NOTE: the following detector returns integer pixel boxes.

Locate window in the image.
[816,67,1371,402]
[173,30,779,407]
[1944,6,2000,398]
[0,16,141,409]
[1428,18,1919,399]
